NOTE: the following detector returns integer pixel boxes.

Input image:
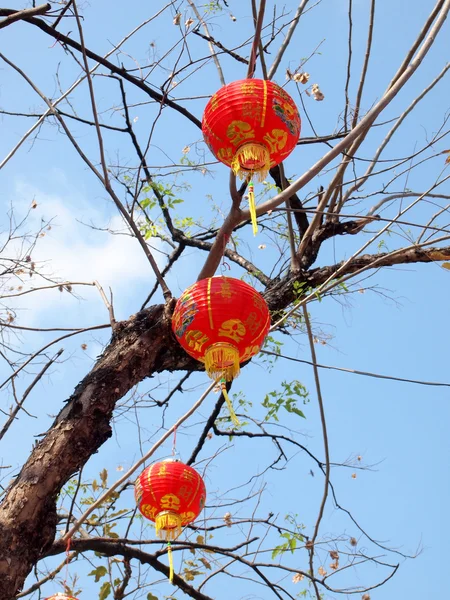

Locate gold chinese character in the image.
[253,294,265,311]
[245,312,261,336]
[178,485,194,502]
[217,147,234,164]
[140,504,158,519]
[160,493,181,511]
[217,279,234,299]
[242,102,262,120]
[241,82,257,95]
[226,120,254,146]
[182,468,197,482]
[263,128,287,153]
[158,463,169,476]
[240,344,260,362]
[185,330,209,352]
[219,319,246,343]
[180,511,196,524]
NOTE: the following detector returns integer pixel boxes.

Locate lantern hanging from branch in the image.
[172,276,271,423]
[202,79,301,233]
[135,459,206,582]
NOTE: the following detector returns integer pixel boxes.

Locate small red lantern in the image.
[202,78,300,181]
[202,79,300,233]
[135,459,206,541]
[172,276,270,381]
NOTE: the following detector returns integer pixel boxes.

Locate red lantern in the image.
[134,459,206,541]
[172,276,270,381]
[202,78,300,182]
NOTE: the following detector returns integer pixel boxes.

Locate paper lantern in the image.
[172,276,270,381]
[202,78,300,182]
[135,459,206,541]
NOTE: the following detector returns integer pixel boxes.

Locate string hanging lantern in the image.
[135,458,206,582]
[202,79,301,234]
[172,277,271,423]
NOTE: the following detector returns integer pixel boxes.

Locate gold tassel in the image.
[248,180,258,236]
[231,142,270,181]
[167,542,174,583]
[204,343,240,381]
[155,511,182,541]
[221,381,240,427]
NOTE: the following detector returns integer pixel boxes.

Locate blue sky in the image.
[1,0,449,598]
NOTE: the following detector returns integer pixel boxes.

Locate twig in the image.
[247,0,266,78]
[302,306,330,600]
[261,350,450,387]
[187,0,225,85]
[0,349,64,442]
[0,2,50,30]
[0,325,109,390]
[191,29,248,64]
[351,0,375,127]
[94,281,116,328]
[267,0,309,80]
[279,163,300,272]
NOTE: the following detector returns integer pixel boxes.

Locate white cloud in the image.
[2,179,163,326]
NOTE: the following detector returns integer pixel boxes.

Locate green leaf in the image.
[99,581,111,600]
[100,468,108,488]
[442,262,450,270]
[88,565,107,582]
[147,594,159,600]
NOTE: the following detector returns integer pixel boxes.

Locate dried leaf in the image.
[173,13,181,25]
[292,573,304,583]
[442,262,450,270]
[185,17,194,28]
[311,83,324,101]
[293,72,310,84]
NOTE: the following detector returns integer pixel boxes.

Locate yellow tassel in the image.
[221,382,240,427]
[248,181,258,236]
[167,542,174,583]
[231,142,270,181]
[155,511,182,541]
[204,343,240,382]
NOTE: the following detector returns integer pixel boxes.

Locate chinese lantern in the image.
[172,277,270,423]
[202,79,301,233]
[135,459,206,582]
[45,595,78,600]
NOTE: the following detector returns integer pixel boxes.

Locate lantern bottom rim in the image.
[204,342,240,382]
[231,142,271,182]
[155,510,183,541]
